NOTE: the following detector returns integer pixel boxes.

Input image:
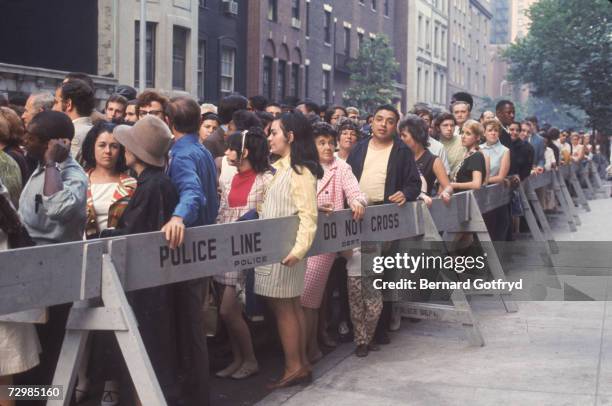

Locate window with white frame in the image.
[220,47,235,94]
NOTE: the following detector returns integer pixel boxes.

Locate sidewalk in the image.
[258,196,612,406]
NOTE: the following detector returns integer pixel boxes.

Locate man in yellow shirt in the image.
[346,105,421,352]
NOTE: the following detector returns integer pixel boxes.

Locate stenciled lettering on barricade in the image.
[231,231,268,268]
[370,212,400,232]
[319,215,364,249]
[159,238,217,268]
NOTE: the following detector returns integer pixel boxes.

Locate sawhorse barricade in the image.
[396,197,486,347]
[0,201,469,405]
[521,172,558,253]
[567,164,591,211]
[1,166,603,404]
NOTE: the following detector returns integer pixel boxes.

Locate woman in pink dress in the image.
[301,122,367,363]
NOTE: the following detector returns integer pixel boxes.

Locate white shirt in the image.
[427,136,450,174]
[70,116,93,159]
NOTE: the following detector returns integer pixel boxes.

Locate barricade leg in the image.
[449,194,518,313]
[580,165,596,199]
[48,254,167,406]
[396,204,485,346]
[552,171,577,232]
[524,182,558,254]
[571,166,591,211]
[558,171,582,226]
[589,161,603,191]
[518,185,545,242]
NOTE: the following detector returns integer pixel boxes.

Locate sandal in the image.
[231,362,260,380]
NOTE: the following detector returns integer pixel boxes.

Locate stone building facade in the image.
[447,0,492,112]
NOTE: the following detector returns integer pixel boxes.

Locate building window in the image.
[418,15,423,47]
[434,26,439,57]
[221,47,235,95]
[467,67,471,89]
[425,19,430,49]
[384,0,389,16]
[268,0,278,22]
[263,56,273,100]
[433,72,438,103]
[291,64,300,97]
[305,65,310,98]
[199,0,206,7]
[417,67,421,100]
[277,60,286,101]
[372,0,377,11]
[322,70,331,104]
[424,69,429,100]
[306,2,311,36]
[358,32,364,49]
[292,0,300,20]
[344,27,351,55]
[197,40,206,100]
[324,11,332,44]
[134,21,156,88]
[172,26,188,90]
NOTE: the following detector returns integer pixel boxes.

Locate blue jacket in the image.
[346,136,422,203]
[167,134,219,226]
[529,133,546,168]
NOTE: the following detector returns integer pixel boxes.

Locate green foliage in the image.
[343,34,400,114]
[503,0,612,132]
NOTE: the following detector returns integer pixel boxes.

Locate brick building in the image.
[197,0,248,102]
[245,0,406,113]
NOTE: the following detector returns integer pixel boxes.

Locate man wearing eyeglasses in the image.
[136,90,169,121]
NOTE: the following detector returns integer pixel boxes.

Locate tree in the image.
[343,34,400,114]
[503,0,612,132]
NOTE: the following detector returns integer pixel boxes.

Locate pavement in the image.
[255,194,612,406]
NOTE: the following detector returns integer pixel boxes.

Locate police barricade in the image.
[394,199,486,348]
[578,161,596,199]
[431,185,517,314]
[0,168,596,404]
[521,172,559,253]
[567,163,591,211]
[1,201,481,405]
[587,160,610,197]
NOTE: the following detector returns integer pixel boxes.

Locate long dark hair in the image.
[278,112,323,179]
[81,121,127,172]
[225,127,272,174]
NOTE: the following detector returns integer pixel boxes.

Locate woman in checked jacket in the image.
[301,122,367,363]
[214,127,273,380]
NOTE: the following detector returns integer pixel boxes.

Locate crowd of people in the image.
[0,75,609,406]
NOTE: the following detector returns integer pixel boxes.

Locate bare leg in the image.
[221,285,258,378]
[303,307,322,363]
[267,298,306,378]
[218,286,259,377]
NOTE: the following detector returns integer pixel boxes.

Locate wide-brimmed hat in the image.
[114,115,172,167]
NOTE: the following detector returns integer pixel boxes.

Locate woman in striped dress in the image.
[301,122,366,363]
[255,112,323,389]
[215,128,273,380]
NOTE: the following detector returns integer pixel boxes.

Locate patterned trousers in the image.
[347,276,383,346]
